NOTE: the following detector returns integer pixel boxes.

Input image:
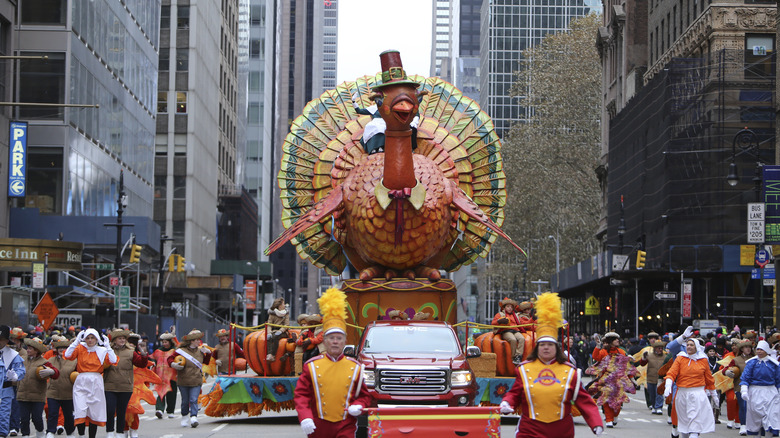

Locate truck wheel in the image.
[355,414,368,438]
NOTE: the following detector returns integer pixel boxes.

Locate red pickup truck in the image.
[346,320,480,407]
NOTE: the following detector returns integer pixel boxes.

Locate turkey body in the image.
[341,153,456,270]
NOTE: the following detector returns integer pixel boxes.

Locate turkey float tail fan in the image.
[264,189,343,256]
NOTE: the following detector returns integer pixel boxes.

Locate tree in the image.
[489,13,602,293]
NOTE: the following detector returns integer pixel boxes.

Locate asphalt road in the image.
[128,384,741,437]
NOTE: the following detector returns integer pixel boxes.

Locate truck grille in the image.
[376,368,449,394]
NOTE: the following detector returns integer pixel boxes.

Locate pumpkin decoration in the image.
[233,357,247,372]
[474,332,533,377]
[243,329,300,377]
[35,365,46,380]
[174,355,187,367]
[70,371,79,383]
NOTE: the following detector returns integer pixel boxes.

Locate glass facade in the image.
[480,0,599,136]
[16,0,159,218]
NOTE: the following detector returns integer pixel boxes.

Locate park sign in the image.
[7,121,26,198]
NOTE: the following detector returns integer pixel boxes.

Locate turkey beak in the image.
[391,96,415,125]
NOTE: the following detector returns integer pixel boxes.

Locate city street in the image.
[130,379,741,437]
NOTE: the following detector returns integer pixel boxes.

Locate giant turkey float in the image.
[199,50,545,424]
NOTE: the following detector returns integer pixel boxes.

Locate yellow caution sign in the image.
[585,296,600,315]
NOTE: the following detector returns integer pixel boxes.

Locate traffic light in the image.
[636,250,647,269]
[168,255,176,272]
[129,244,142,264]
[177,255,185,272]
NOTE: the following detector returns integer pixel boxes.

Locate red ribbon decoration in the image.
[388,187,412,246]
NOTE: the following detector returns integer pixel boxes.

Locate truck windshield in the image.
[363,326,460,355]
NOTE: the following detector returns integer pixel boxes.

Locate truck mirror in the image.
[466,346,481,358]
[343,344,356,357]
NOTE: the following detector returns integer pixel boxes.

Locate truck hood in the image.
[362,353,467,367]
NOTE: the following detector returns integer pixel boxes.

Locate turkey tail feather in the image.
[265,189,343,256]
[451,186,527,258]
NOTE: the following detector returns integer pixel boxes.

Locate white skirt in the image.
[746,385,779,433]
[674,386,715,434]
[73,372,107,424]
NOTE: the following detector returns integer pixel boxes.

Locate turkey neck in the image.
[383,128,416,190]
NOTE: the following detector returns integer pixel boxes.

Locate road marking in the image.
[159,435,183,438]
[212,424,227,432]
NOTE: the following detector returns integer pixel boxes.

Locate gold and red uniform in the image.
[294,353,372,438]
[503,359,602,437]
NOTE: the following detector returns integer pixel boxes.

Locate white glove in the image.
[741,386,749,402]
[38,367,55,378]
[725,369,735,378]
[410,115,419,129]
[593,426,604,436]
[170,362,184,371]
[709,390,719,406]
[499,401,514,414]
[266,331,272,340]
[200,347,211,355]
[347,404,363,416]
[273,330,282,337]
[300,418,316,435]
[663,379,673,398]
[215,359,223,366]
[77,331,86,342]
[6,369,18,382]
[101,334,110,346]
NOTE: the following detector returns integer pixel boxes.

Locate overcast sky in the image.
[337,0,433,83]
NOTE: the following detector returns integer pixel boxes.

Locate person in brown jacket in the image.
[265,298,289,363]
[167,330,211,428]
[103,329,148,438]
[45,336,77,438]
[725,340,754,435]
[18,337,59,438]
[212,329,244,375]
[639,340,666,414]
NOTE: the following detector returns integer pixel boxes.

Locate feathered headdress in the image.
[318,287,348,335]
[535,292,563,343]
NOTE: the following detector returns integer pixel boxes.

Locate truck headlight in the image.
[362,369,375,387]
[451,370,473,387]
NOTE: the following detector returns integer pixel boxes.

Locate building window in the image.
[21,0,66,25]
[19,52,65,119]
[249,71,261,92]
[177,6,190,29]
[154,175,167,198]
[250,5,264,25]
[176,92,187,113]
[745,34,775,79]
[250,39,262,58]
[173,176,186,199]
[161,5,171,28]
[159,48,169,72]
[158,92,168,113]
[176,49,188,71]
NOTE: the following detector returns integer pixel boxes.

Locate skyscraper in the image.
[155,1,240,274]
[430,0,452,81]
[480,0,600,136]
[269,0,338,314]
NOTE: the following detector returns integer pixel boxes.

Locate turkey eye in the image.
[374,97,383,107]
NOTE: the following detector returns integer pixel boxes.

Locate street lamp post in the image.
[103,170,134,327]
[547,235,560,292]
[726,128,763,332]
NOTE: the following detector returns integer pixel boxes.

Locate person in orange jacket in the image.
[492,297,525,363]
[663,338,717,437]
[591,332,627,427]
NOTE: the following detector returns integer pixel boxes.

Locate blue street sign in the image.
[751,264,775,279]
[7,121,27,198]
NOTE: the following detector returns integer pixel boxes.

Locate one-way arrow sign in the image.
[654,291,677,300]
